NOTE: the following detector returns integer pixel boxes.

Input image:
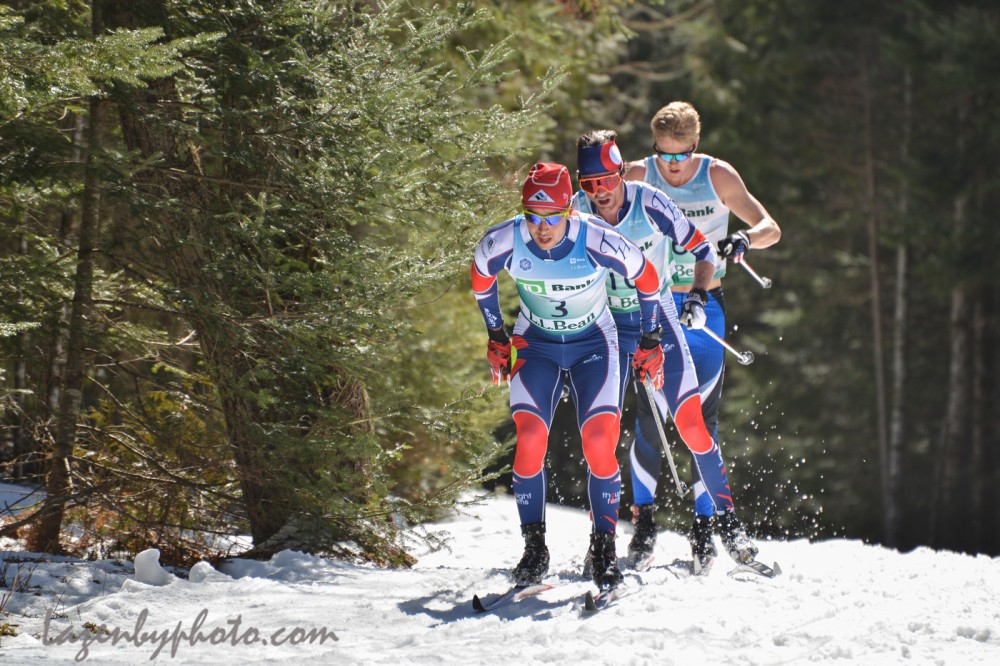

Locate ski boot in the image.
[512,522,550,585]
[689,514,718,575]
[717,510,759,564]
[626,504,657,569]
[589,531,624,591]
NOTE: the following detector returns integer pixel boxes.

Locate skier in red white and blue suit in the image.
[572,130,727,570]
[471,162,664,591]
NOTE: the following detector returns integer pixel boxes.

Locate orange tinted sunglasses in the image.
[579,172,623,195]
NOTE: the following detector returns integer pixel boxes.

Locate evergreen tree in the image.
[92,0,555,561]
[1,1,206,551]
[3,0,647,563]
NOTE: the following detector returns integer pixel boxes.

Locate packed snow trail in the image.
[1,489,998,664]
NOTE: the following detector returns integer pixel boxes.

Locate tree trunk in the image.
[12,233,31,480]
[861,45,890,540]
[198,329,297,545]
[886,67,913,548]
[929,192,970,548]
[27,93,105,553]
[970,293,984,550]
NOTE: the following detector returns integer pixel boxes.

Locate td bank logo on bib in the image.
[516,278,547,295]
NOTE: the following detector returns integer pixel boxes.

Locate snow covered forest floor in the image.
[1,482,998,664]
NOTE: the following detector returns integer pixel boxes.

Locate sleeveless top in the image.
[643,155,730,286]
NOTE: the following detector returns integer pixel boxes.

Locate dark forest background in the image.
[2,0,997,565]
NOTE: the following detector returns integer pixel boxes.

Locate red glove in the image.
[486,328,511,385]
[632,329,664,390]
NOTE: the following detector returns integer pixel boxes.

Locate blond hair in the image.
[650,101,701,144]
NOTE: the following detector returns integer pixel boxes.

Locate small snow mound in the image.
[271,549,320,568]
[134,548,175,586]
[189,560,228,583]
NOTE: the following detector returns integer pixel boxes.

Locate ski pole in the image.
[701,326,755,365]
[640,379,690,498]
[736,256,772,289]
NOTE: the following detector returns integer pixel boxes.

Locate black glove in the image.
[638,327,662,350]
[718,230,750,259]
[680,288,708,330]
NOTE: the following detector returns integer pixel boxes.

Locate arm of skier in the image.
[471,221,515,330]
[710,159,781,250]
[471,222,515,383]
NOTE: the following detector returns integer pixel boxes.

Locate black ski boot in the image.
[589,531,624,591]
[512,522,550,585]
[689,515,717,574]
[627,504,657,567]
[717,510,759,564]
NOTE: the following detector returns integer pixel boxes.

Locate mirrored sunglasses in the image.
[654,145,695,163]
[523,208,571,226]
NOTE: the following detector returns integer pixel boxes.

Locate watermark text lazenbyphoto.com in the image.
[43,607,339,661]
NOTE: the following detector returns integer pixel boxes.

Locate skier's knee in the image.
[512,411,549,476]
[675,398,713,454]
[581,411,621,477]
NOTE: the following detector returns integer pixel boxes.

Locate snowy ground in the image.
[2,482,998,665]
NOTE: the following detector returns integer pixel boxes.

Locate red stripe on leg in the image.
[581,412,621,478]
[674,397,714,454]
[512,411,549,477]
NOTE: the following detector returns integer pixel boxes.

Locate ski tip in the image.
[472,595,486,612]
[726,559,780,579]
[584,586,624,612]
